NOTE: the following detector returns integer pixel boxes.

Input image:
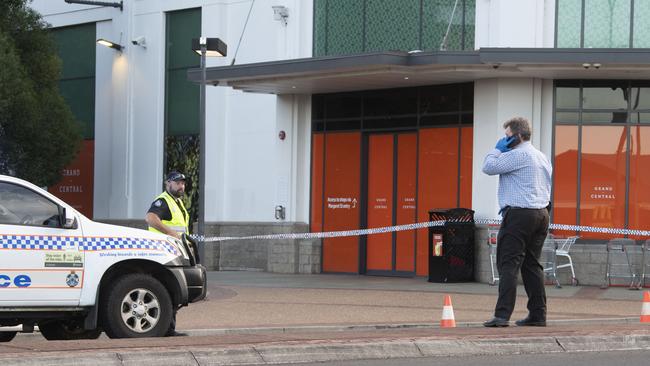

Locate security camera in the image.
[272,5,289,25]
[131,36,146,48]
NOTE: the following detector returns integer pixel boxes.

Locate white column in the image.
[473,78,548,219]
[95,14,132,220]
[275,95,312,223]
[128,12,166,219]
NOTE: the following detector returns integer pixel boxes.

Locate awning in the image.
[187,48,650,95]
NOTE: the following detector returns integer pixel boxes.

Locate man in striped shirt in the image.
[482,117,553,328]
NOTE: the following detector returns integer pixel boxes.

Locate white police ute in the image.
[0,175,206,341]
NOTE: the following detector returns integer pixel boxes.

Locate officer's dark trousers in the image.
[494,207,550,320]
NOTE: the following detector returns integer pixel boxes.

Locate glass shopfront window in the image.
[553,81,650,239]
[556,0,647,48]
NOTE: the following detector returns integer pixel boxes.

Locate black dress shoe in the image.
[483,317,509,327]
[515,316,546,327]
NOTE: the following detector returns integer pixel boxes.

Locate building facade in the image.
[30,0,650,285]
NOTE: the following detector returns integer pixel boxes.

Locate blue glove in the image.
[495,136,515,153]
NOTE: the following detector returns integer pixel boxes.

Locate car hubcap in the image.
[120,288,160,333]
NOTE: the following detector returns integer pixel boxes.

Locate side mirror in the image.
[61,208,78,230]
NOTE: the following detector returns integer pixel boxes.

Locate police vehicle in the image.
[0,175,206,341]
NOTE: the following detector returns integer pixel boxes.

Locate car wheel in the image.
[0,331,17,342]
[38,320,102,340]
[100,273,173,339]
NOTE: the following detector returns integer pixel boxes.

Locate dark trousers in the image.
[494,207,549,320]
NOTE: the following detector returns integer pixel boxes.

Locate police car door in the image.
[0,181,84,306]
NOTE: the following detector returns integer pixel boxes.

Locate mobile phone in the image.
[507,135,521,148]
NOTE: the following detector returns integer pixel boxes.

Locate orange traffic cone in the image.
[440,295,456,328]
[641,291,650,323]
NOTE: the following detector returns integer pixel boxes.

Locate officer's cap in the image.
[166,171,186,182]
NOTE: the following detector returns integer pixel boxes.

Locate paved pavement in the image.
[2,271,650,365]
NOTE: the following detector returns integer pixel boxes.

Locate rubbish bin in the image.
[428,208,475,283]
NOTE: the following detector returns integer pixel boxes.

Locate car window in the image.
[0,182,61,227]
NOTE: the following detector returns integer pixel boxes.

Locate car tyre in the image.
[100,273,173,339]
[0,331,17,342]
[38,320,102,340]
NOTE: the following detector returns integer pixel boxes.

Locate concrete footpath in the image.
[2,271,650,365]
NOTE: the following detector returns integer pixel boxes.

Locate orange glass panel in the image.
[579,126,627,239]
[629,126,650,238]
[366,134,394,271]
[49,140,94,218]
[396,133,417,272]
[416,128,459,276]
[310,134,324,233]
[552,125,579,236]
[322,132,361,273]
[459,127,473,208]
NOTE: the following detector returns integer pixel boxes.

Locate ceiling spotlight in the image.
[97,38,123,51]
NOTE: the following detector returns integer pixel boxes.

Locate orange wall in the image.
[48,140,94,218]
[314,128,472,276]
[366,134,394,271]
[395,133,417,272]
[579,126,627,239]
[416,128,460,276]
[322,132,361,273]
[552,125,579,236]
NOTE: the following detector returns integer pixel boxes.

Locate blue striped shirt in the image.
[482,141,552,213]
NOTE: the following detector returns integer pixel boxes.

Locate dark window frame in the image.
[312,83,473,133]
[551,80,650,240]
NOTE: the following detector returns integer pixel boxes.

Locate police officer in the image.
[146,171,189,239]
[145,170,189,336]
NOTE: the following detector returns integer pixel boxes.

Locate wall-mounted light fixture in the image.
[96,38,123,51]
[65,0,123,11]
[272,5,289,26]
[191,37,227,57]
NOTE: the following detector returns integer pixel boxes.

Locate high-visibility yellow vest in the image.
[148,191,189,235]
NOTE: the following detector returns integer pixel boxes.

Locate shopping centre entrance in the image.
[365,132,417,276]
[310,83,474,276]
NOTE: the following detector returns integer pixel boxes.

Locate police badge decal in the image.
[66,271,80,287]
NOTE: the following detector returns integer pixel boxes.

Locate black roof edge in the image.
[188,52,409,84]
[188,48,650,84]
[480,47,650,63]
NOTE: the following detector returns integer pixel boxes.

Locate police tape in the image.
[190,218,650,243]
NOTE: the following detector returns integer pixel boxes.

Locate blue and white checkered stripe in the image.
[81,237,178,255]
[0,235,178,256]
